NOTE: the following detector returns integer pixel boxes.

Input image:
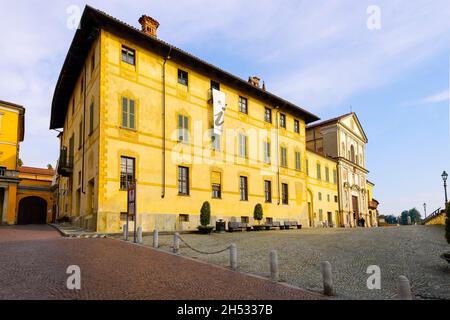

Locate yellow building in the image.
[49,6,363,233]
[0,100,24,225]
[366,181,379,227]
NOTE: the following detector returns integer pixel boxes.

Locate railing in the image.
[57,148,74,177]
[422,208,443,224]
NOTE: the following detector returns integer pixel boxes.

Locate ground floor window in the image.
[281,183,288,205]
[120,156,135,190]
[240,176,248,201]
[241,216,249,224]
[264,180,272,203]
[178,166,189,196]
[179,214,190,222]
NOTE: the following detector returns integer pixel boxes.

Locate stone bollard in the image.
[153,229,159,248]
[321,261,335,296]
[137,226,143,244]
[270,250,279,282]
[123,224,128,241]
[398,276,412,300]
[230,244,237,271]
[173,232,180,254]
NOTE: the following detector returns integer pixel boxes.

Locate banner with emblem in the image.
[212,89,226,136]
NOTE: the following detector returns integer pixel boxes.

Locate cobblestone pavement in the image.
[0,225,322,300]
[141,226,450,300]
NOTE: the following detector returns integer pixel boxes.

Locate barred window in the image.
[264,180,272,203]
[280,113,286,128]
[120,157,135,190]
[239,96,248,114]
[240,176,248,201]
[281,183,289,205]
[281,147,287,167]
[178,166,189,196]
[294,119,300,133]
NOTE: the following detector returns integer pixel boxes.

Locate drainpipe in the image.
[275,106,281,205]
[82,65,87,195]
[161,47,172,199]
[336,162,342,227]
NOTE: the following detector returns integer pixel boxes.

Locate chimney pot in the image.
[139,15,160,38]
[248,76,261,88]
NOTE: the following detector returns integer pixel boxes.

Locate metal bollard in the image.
[398,276,412,300]
[173,232,180,254]
[153,229,159,248]
[123,224,128,241]
[270,250,279,282]
[321,261,335,296]
[137,226,143,244]
[230,244,237,271]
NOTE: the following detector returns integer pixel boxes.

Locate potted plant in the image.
[441,202,450,264]
[253,204,265,231]
[198,201,214,234]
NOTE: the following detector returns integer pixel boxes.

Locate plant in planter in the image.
[441,202,450,264]
[253,204,264,231]
[198,201,214,234]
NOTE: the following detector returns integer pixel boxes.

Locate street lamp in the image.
[442,171,448,204]
[423,203,427,219]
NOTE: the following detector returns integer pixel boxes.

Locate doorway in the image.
[327,212,333,227]
[18,196,47,225]
[352,195,359,226]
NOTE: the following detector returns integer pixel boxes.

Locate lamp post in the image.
[423,203,427,219]
[442,171,448,205]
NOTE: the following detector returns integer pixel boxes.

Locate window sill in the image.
[120,126,137,132]
[178,194,190,197]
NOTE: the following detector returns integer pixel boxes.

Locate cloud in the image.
[421,90,449,104]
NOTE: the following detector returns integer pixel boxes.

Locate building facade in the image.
[306,113,372,227]
[50,6,373,233]
[0,100,24,225]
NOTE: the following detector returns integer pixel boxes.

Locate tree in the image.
[400,210,409,225]
[253,204,263,225]
[200,201,211,227]
[445,202,450,245]
[408,208,421,224]
[47,164,53,170]
[384,215,398,225]
[17,159,23,167]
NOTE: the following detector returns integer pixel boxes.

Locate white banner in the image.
[212,88,226,136]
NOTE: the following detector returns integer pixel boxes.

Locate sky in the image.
[0,0,449,216]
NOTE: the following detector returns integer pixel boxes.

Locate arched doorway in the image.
[18,197,47,225]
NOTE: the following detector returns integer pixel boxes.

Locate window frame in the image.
[294,119,300,133]
[281,183,289,205]
[178,114,189,143]
[178,69,189,86]
[239,176,248,201]
[121,46,136,66]
[178,166,190,196]
[295,151,301,171]
[279,113,286,129]
[264,107,272,123]
[239,96,248,114]
[120,156,135,191]
[264,180,272,203]
[239,133,248,158]
[121,97,136,130]
[281,147,287,168]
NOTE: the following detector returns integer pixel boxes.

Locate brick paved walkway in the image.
[0,225,323,300]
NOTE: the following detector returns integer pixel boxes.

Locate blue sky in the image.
[0,0,449,216]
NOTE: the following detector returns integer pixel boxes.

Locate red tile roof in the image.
[19,166,55,176]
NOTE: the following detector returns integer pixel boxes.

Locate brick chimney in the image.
[248,76,261,88]
[138,15,160,38]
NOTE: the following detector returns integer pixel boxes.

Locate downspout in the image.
[161,47,172,199]
[82,65,87,194]
[275,106,281,205]
[336,162,342,227]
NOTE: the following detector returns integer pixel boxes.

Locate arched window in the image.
[350,145,355,163]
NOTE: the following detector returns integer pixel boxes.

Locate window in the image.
[264,107,272,123]
[264,180,272,203]
[327,194,331,202]
[121,97,136,129]
[211,80,220,91]
[318,192,322,201]
[178,69,188,86]
[350,145,355,163]
[281,183,288,205]
[319,209,323,221]
[239,134,247,158]
[178,166,189,195]
[69,134,75,164]
[294,119,300,133]
[121,46,135,65]
[89,102,94,134]
[333,170,337,184]
[281,147,287,167]
[178,115,189,143]
[179,214,190,222]
[78,171,82,186]
[334,195,338,203]
[80,77,84,99]
[266,217,273,224]
[325,167,330,182]
[280,113,286,128]
[212,133,220,150]
[240,176,248,201]
[263,141,271,164]
[241,216,249,224]
[239,96,248,114]
[306,159,309,175]
[120,157,135,190]
[317,163,322,180]
[295,152,301,171]
[78,121,83,149]
[211,171,221,199]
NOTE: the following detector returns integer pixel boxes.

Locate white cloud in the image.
[421,90,449,104]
